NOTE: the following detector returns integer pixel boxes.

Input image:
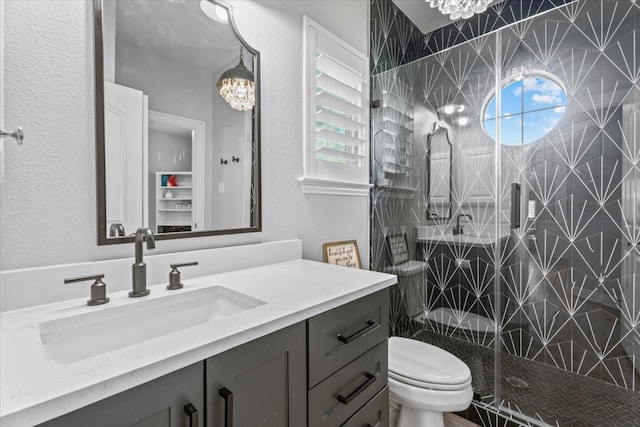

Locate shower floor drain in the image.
[506,376,529,388]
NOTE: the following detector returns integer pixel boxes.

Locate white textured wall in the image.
[0,0,370,271]
[210,58,252,230]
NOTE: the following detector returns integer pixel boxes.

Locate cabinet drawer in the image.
[308,340,388,427]
[341,386,389,427]
[308,289,389,387]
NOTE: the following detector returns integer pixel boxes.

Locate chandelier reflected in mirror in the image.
[216,47,256,111]
[426,0,492,20]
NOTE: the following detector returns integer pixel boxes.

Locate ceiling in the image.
[114,0,242,72]
[391,0,499,34]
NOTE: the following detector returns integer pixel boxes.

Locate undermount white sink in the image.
[39,286,266,364]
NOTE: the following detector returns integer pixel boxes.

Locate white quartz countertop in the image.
[0,259,396,426]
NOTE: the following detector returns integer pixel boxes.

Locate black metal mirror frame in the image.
[94,0,261,245]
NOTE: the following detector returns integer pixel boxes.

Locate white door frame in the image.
[148,111,206,231]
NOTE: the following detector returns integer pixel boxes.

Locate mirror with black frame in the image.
[95,0,260,244]
[426,122,452,220]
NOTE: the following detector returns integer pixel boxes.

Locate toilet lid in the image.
[388,337,471,390]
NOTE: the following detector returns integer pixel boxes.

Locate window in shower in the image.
[483,72,567,146]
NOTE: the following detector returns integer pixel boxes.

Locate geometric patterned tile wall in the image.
[371,0,576,75]
[370,0,640,409]
[496,0,640,393]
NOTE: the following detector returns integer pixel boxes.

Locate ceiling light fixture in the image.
[216,47,256,111]
[438,104,467,116]
[443,105,456,115]
[200,0,229,23]
[509,64,536,81]
[426,0,492,20]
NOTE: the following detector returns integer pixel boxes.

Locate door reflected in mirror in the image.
[95,0,261,244]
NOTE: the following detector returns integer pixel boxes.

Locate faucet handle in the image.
[452,225,464,235]
[167,262,199,290]
[64,274,110,306]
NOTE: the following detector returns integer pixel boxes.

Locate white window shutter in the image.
[300,16,372,196]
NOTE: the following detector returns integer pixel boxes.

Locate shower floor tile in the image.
[411,330,640,427]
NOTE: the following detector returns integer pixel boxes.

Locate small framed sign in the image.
[386,233,409,266]
[322,240,362,269]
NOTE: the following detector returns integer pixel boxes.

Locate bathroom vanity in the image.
[39,290,389,427]
[0,241,395,426]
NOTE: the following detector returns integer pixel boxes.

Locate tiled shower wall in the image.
[370,0,639,403]
[371,0,575,74]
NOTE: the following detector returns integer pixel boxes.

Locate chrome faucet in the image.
[453,214,472,235]
[130,227,155,297]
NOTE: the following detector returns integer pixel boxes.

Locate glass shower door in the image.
[495,1,640,424]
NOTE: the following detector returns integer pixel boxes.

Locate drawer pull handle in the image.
[366,422,381,427]
[184,402,199,427]
[337,319,379,344]
[336,372,377,405]
[219,387,234,427]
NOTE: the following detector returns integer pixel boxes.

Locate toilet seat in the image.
[389,376,474,413]
[388,337,471,391]
[389,369,472,391]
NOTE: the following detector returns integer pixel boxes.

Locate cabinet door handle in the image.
[366,422,381,427]
[336,372,377,405]
[219,386,234,427]
[184,402,199,427]
[337,319,379,344]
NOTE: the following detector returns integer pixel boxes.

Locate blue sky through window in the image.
[484,75,567,146]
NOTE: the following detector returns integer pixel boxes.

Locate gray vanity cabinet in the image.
[35,291,389,427]
[307,289,389,427]
[205,321,307,427]
[39,362,205,427]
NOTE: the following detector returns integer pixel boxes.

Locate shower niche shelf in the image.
[375,89,416,192]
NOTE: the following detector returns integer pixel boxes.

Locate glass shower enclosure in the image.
[371,1,639,424]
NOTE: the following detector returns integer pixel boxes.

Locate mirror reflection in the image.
[96,0,260,243]
[426,123,452,219]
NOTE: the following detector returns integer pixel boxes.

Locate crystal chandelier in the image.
[216,47,256,111]
[426,0,492,20]
[508,64,535,81]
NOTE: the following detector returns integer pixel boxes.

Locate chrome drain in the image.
[506,376,528,388]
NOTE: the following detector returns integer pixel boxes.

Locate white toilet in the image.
[388,337,473,427]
